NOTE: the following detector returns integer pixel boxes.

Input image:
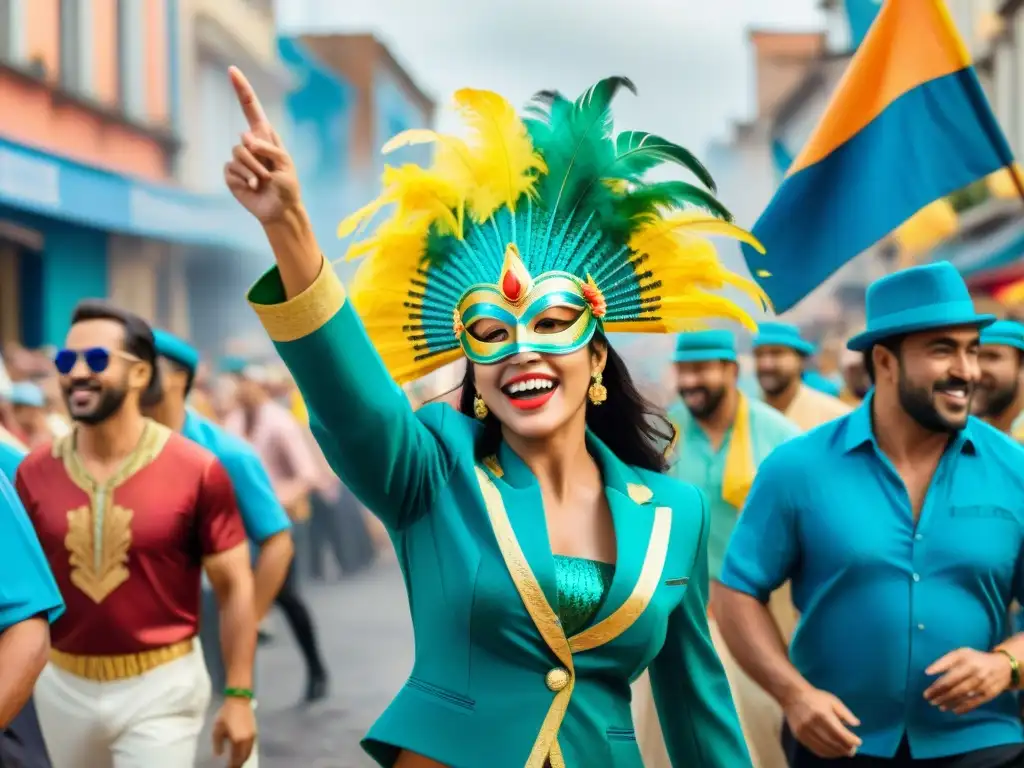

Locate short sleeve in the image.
[717,444,801,601]
[1,472,64,628]
[197,458,248,557]
[219,445,292,544]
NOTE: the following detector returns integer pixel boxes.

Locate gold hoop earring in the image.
[588,372,607,406]
[473,392,489,420]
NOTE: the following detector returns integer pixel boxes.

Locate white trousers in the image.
[34,644,212,768]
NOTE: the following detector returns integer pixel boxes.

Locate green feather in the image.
[618,181,732,222]
[607,131,718,192]
[524,76,636,220]
[605,181,733,242]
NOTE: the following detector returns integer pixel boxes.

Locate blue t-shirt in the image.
[0,471,64,630]
[181,410,291,544]
[720,394,1024,759]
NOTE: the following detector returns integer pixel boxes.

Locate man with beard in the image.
[146,329,294,704]
[714,262,1024,767]
[753,322,851,430]
[14,301,258,768]
[633,330,800,768]
[974,320,1024,439]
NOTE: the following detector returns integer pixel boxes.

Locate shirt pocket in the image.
[948,505,1017,521]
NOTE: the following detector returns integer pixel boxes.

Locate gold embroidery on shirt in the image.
[65,503,133,604]
[54,421,172,604]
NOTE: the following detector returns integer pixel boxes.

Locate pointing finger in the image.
[228,66,268,131]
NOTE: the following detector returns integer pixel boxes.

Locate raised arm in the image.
[225,67,452,530]
[646,489,752,768]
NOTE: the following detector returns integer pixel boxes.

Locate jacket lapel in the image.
[490,443,560,612]
[568,436,671,653]
[482,434,673,655]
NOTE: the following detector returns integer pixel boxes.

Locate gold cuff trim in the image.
[50,639,194,682]
[250,257,347,343]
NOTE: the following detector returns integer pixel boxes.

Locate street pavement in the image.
[196,558,411,768]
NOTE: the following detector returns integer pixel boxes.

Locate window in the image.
[117,0,145,118]
[0,0,12,63]
[58,0,81,90]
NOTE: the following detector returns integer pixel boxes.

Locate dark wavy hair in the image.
[456,337,674,472]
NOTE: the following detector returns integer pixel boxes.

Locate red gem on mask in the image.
[502,269,523,302]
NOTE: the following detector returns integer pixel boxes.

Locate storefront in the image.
[0,134,263,347]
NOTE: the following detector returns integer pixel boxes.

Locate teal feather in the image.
[614,181,733,225]
[606,131,717,192]
[524,76,636,224]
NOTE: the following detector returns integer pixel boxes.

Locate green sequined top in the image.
[553,555,616,636]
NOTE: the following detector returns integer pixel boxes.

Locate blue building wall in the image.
[373,67,430,169]
[3,205,109,347]
[278,36,356,265]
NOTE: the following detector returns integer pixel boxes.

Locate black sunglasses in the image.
[54,347,139,375]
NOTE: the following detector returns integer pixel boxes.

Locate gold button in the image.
[545,667,570,692]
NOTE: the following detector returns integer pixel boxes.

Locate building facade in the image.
[0,0,262,348]
[174,0,290,347]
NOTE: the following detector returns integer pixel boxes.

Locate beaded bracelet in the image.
[224,687,255,700]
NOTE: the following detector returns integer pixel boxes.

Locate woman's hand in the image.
[225,66,301,224]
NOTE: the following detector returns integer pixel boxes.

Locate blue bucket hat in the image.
[9,381,45,408]
[752,322,815,357]
[980,319,1024,351]
[672,330,736,363]
[152,329,200,373]
[847,261,996,352]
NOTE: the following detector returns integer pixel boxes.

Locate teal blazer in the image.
[249,260,751,768]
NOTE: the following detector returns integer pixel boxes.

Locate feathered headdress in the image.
[339,76,768,384]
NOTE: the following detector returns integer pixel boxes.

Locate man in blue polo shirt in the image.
[714,262,1024,767]
[145,330,294,696]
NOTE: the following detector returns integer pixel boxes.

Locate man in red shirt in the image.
[15,302,258,768]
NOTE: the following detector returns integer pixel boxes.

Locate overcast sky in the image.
[275,0,824,153]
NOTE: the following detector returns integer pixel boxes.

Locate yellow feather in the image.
[451,88,546,221]
[629,212,766,254]
[337,196,389,239]
[381,129,444,155]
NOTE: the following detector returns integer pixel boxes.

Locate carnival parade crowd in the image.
[4,62,1024,768]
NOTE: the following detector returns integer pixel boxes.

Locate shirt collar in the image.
[843,391,978,456]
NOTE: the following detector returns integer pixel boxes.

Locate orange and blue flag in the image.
[745,0,1015,313]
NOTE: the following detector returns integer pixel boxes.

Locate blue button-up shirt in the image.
[182,409,291,545]
[720,394,1024,759]
[0,471,64,630]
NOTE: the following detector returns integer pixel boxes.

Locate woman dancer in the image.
[226,66,764,768]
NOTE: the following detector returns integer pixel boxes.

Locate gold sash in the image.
[721,393,755,510]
